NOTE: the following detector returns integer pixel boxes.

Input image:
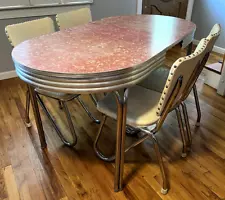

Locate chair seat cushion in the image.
[35,88,79,101]
[97,85,161,127]
[138,65,170,93]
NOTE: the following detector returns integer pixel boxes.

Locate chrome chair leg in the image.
[77,96,100,124]
[94,115,150,161]
[181,102,192,150]
[25,88,32,128]
[89,94,98,106]
[152,134,168,194]
[175,107,188,158]
[94,115,168,194]
[36,94,77,147]
[193,84,201,127]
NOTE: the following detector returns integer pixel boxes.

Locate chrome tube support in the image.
[25,87,32,128]
[36,94,77,147]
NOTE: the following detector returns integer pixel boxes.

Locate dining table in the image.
[12,15,196,192]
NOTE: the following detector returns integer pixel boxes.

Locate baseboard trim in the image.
[193,39,225,54]
[0,70,17,80]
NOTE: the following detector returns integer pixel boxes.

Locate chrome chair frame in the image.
[94,38,214,193]
[94,76,184,194]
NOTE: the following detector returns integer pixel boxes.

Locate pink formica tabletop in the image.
[12,15,196,75]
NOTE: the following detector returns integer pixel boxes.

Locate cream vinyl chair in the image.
[138,24,221,127]
[5,17,99,147]
[94,38,212,194]
[138,24,221,150]
[56,7,92,30]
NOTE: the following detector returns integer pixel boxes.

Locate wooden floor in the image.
[0,47,225,200]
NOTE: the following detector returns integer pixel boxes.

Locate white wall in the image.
[91,0,136,20]
[192,0,225,49]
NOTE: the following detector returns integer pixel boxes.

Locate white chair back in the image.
[157,24,221,116]
[5,17,55,47]
[157,39,208,116]
[56,7,92,30]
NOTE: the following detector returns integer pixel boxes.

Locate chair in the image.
[5,17,99,147]
[56,7,92,30]
[94,38,212,194]
[138,24,221,128]
[138,24,221,151]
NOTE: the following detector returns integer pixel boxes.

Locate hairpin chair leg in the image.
[193,84,201,127]
[175,107,188,158]
[181,102,192,150]
[25,88,32,128]
[28,86,47,149]
[152,134,168,194]
[36,94,77,147]
[77,96,100,124]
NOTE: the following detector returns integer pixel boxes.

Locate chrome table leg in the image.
[114,89,128,192]
[25,87,32,128]
[28,85,47,149]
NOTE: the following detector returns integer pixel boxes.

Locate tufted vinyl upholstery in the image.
[56,8,92,30]
[97,85,161,127]
[5,17,55,47]
[156,39,208,116]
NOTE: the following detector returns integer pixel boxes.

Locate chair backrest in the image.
[156,39,208,116]
[206,24,221,52]
[5,17,55,47]
[56,7,92,30]
[156,24,221,117]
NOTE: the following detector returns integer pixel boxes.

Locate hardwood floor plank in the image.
[3,166,20,200]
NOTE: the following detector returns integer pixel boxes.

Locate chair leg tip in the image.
[25,122,32,128]
[181,152,187,158]
[161,188,168,195]
[195,122,200,127]
[94,120,101,124]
